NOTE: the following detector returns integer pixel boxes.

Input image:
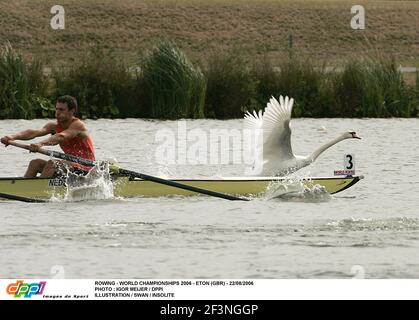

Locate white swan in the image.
[244,95,361,176]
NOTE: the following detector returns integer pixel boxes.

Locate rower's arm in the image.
[10,122,55,140]
[38,121,86,146]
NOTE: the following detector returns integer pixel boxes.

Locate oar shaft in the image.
[119,169,249,201]
[7,141,97,167]
[0,192,47,203]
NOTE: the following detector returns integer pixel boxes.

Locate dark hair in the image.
[57,95,78,114]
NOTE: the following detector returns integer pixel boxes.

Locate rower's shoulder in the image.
[70,118,88,130]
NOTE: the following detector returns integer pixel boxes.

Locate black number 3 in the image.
[346,155,353,169]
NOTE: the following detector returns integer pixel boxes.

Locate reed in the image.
[253,58,334,117]
[332,58,415,117]
[0,43,50,119]
[1,41,417,120]
[140,39,206,119]
[203,51,258,119]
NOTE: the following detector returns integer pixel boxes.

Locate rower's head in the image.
[56,96,78,123]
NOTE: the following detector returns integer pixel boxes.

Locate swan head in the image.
[342,131,361,140]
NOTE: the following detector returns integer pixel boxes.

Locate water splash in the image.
[264,176,331,202]
[66,164,114,202]
[50,163,114,202]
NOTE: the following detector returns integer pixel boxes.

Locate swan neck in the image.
[310,136,345,162]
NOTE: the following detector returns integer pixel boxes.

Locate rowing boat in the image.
[0,175,363,201]
[0,142,364,202]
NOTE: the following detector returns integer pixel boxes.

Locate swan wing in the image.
[243,109,263,131]
[243,109,265,172]
[262,96,295,160]
[243,108,264,151]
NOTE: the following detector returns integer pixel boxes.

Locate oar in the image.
[0,192,47,203]
[7,141,250,201]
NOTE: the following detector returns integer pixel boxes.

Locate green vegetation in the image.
[141,39,206,119]
[204,54,419,119]
[331,59,415,117]
[0,41,418,119]
[53,48,137,119]
[204,52,257,119]
[0,43,51,119]
[252,58,333,118]
[1,1,418,119]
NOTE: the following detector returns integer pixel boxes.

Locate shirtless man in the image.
[1,96,95,178]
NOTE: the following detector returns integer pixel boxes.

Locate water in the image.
[1,118,419,279]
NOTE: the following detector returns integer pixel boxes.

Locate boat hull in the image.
[0,175,363,200]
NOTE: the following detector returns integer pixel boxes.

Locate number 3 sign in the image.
[334,154,356,176]
[344,154,355,171]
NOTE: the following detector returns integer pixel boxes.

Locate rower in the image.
[0,95,95,178]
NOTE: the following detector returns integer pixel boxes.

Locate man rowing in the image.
[1,95,95,178]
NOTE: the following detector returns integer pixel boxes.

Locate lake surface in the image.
[1,118,419,279]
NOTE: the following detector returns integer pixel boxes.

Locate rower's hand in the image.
[28,143,42,153]
[0,136,13,147]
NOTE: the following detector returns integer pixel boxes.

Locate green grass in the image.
[1,0,418,67]
[1,0,418,119]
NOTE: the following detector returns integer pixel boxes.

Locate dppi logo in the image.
[6,280,46,298]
